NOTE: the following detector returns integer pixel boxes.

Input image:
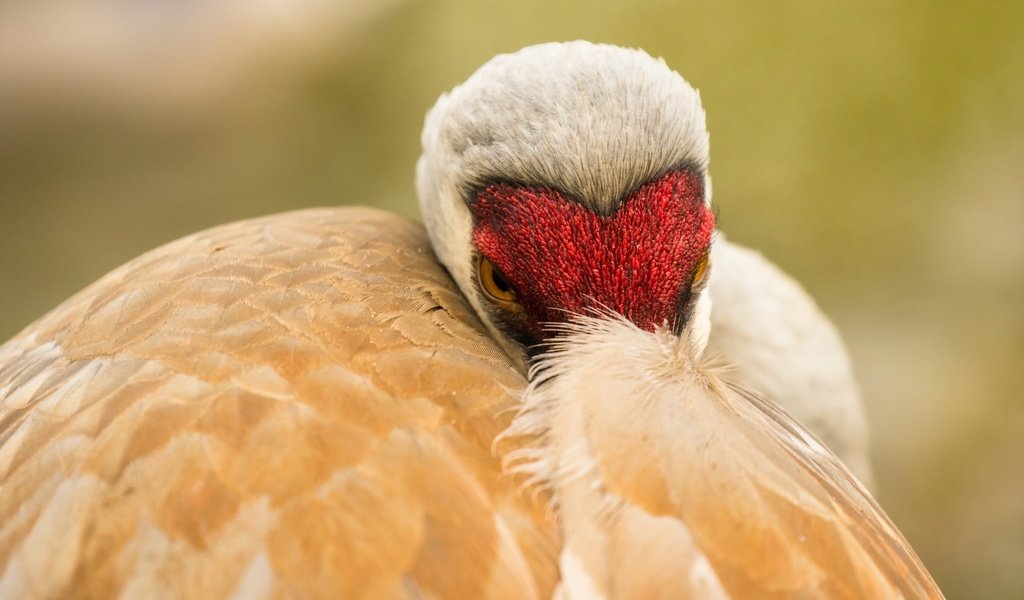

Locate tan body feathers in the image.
[0,208,940,598]
[1,41,941,599]
[0,209,554,598]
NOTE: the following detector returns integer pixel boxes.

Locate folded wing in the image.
[0,208,557,599]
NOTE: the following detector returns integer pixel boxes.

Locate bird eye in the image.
[478,256,518,305]
[691,253,709,286]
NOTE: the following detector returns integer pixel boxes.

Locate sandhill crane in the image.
[0,42,937,598]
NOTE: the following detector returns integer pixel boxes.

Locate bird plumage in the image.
[502,315,928,598]
[0,41,935,598]
[707,236,872,484]
[418,42,711,367]
[0,209,557,598]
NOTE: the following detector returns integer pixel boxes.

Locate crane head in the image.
[417,41,714,367]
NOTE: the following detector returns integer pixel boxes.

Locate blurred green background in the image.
[1,1,1021,597]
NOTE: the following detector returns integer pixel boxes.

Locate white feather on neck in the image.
[498,308,731,599]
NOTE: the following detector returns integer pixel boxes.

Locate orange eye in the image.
[478,256,518,305]
[691,253,709,286]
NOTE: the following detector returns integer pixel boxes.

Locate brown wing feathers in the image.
[0,208,556,598]
[0,207,940,598]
